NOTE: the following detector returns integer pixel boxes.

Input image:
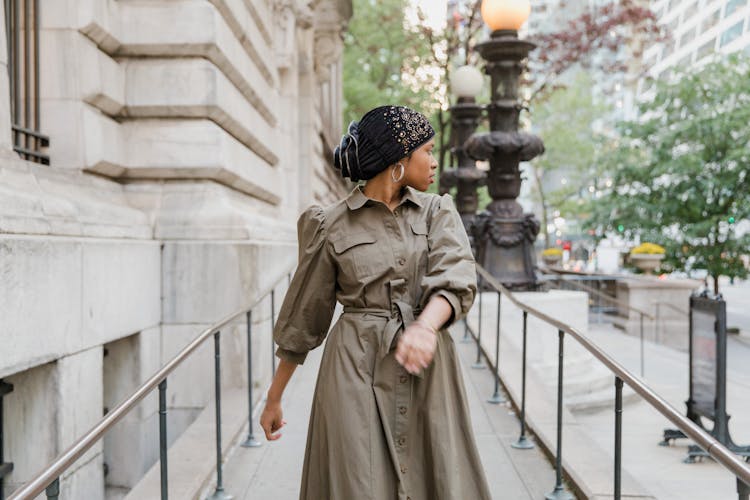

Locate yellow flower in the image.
[631,242,665,255]
[542,248,563,257]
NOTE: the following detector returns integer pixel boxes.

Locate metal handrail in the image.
[547,270,654,320]
[9,264,296,500]
[476,265,750,491]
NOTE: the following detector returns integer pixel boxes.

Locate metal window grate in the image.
[4,0,49,165]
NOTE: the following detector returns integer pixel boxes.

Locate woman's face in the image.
[404,139,438,191]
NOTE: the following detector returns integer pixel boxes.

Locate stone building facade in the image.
[0,0,351,498]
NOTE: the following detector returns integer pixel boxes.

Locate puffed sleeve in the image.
[420,194,477,327]
[273,206,337,364]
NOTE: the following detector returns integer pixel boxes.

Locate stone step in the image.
[566,383,641,414]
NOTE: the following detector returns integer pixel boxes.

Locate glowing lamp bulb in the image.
[480,0,531,31]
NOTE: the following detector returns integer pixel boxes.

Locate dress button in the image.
[399,406,407,415]
[397,437,406,446]
[401,465,408,474]
[399,375,408,384]
[397,258,406,266]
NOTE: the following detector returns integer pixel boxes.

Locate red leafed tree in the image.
[527,0,665,102]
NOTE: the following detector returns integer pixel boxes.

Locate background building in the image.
[0,0,351,498]
[642,0,750,93]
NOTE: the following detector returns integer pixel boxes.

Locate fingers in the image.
[396,326,437,375]
[267,418,287,441]
[260,408,286,441]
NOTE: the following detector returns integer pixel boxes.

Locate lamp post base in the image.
[472,211,540,290]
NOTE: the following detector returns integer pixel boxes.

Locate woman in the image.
[260,105,491,500]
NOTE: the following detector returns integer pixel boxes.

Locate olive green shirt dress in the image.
[273,185,492,500]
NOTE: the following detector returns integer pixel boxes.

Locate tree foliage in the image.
[342,0,438,126]
[528,72,608,247]
[587,55,750,293]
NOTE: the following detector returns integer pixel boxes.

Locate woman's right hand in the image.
[260,399,286,441]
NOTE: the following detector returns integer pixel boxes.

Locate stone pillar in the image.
[0,5,15,154]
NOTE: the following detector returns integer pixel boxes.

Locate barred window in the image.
[4,0,49,164]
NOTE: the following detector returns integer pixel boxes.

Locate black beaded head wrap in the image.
[333,105,435,182]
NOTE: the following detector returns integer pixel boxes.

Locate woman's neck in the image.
[363,177,404,211]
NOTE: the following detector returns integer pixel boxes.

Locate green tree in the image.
[342,0,437,126]
[588,55,750,293]
[528,72,607,247]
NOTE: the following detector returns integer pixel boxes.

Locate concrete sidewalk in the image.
[218,325,558,500]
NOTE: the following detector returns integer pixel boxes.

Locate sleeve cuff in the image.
[275,346,307,365]
[435,290,462,328]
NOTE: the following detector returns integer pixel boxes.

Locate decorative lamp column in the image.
[440,65,486,242]
[465,0,544,290]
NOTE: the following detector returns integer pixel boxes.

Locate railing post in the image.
[639,312,645,378]
[488,291,505,404]
[512,311,534,449]
[461,317,472,343]
[614,377,623,500]
[546,329,574,500]
[1,380,15,500]
[738,477,750,500]
[271,289,276,376]
[158,379,168,500]
[44,478,59,500]
[472,288,484,369]
[207,332,231,500]
[655,303,661,345]
[242,310,261,448]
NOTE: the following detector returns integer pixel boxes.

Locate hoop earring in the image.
[391,162,405,183]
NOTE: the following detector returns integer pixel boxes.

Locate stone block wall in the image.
[0,0,351,497]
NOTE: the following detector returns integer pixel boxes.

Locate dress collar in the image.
[345,185,424,210]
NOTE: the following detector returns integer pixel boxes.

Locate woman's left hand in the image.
[395,321,437,374]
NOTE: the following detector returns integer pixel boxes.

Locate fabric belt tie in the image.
[343,301,422,374]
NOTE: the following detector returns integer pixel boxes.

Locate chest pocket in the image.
[332,232,380,278]
[410,221,429,268]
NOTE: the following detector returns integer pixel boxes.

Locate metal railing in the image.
[547,271,655,377]
[1,380,14,500]
[4,0,50,164]
[470,264,750,500]
[8,266,295,500]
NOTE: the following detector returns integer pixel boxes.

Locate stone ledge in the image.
[78,0,277,125]
[82,115,281,205]
[121,57,278,166]
[122,178,296,241]
[0,159,151,239]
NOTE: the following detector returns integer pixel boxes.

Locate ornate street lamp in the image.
[439,65,486,248]
[465,0,544,291]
